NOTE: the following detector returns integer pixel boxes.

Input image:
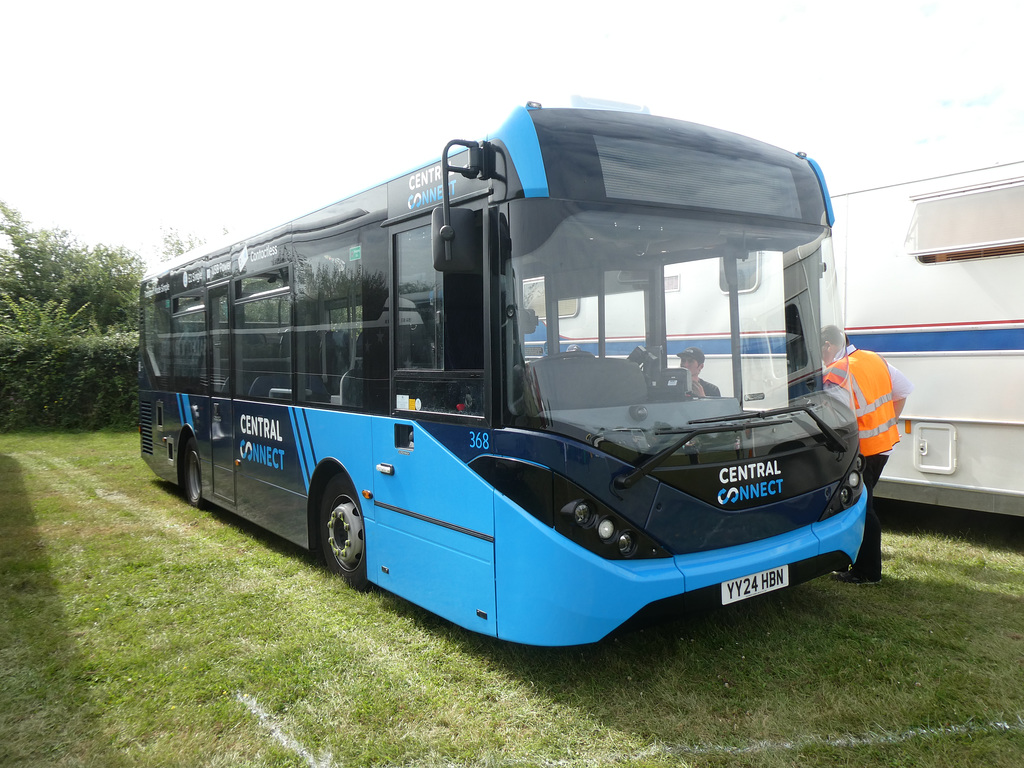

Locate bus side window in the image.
[294,222,389,412]
[209,287,230,396]
[785,303,809,373]
[141,278,172,392]
[393,218,484,417]
[233,269,292,400]
[171,295,207,395]
[395,221,483,372]
[396,225,441,370]
[443,271,484,369]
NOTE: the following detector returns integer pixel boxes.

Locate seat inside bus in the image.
[527,352,647,412]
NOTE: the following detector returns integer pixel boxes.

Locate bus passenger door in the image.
[369,417,496,638]
[208,284,235,505]
[366,216,496,636]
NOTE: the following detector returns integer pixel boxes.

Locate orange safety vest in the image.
[824,349,900,456]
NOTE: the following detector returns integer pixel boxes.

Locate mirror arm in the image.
[439,140,492,264]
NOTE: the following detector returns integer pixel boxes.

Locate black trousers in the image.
[852,453,889,580]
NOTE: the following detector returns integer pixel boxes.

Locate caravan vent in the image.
[906,180,1024,264]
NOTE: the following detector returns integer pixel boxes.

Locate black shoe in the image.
[833,571,881,585]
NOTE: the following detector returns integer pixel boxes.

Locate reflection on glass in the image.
[505,202,856,463]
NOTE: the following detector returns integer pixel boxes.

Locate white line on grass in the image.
[234,690,1024,767]
[236,693,334,768]
[663,715,1024,756]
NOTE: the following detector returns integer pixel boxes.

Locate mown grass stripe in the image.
[3,432,1024,767]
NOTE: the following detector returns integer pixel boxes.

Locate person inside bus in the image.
[676,347,720,397]
[821,325,914,585]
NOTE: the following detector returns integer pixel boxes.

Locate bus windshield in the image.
[505,200,855,463]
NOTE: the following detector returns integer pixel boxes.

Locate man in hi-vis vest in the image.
[822,326,914,584]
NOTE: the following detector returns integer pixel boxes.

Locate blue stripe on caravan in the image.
[850,327,1024,354]
[490,106,549,198]
[537,327,1023,359]
[287,407,311,492]
[551,337,787,358]
[564,329,1022,358]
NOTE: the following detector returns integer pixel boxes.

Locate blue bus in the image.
[139,104,866,646]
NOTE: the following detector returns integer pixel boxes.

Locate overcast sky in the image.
[2,0,1021,264]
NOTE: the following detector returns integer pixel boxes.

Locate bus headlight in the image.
[573,501,594,527]
[617,531,637,556]
[561,499,596,528]
[554,490,670,560]
[475,458,668,560]
[819,456,866,521]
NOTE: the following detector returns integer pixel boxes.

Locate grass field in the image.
[2,431,1023,767]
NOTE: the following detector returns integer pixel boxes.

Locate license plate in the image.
[721,564,790,605]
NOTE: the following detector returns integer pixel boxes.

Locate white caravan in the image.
[830,162,1024,516]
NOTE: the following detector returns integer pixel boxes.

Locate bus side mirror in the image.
[432,206,481,274]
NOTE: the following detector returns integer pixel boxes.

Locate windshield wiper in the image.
[613,420,790,490]
[613,404,848,490]
[693,404,849,454]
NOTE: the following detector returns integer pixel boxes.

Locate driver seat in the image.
[528,353,647,411]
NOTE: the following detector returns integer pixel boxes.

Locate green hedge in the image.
[0,333,138,431]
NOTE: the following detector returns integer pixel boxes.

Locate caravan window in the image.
[906,181,1024,264]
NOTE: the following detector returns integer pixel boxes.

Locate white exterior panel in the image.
[831,162,1024,515]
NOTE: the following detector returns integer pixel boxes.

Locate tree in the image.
[0,202,81,306]
[61,242,144,331]
[161,226,206,262]
[0,295,90,345]
[0,201,144,333]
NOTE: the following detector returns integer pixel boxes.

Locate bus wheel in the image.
[182,437,205,509]
[319,476,368,591]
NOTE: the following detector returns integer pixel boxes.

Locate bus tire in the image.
[181,437,206,509]
[319,475,368,591]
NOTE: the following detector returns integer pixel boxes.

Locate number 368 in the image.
[469,431,490,450]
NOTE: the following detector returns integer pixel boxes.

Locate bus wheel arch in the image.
[310,463,369,591]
